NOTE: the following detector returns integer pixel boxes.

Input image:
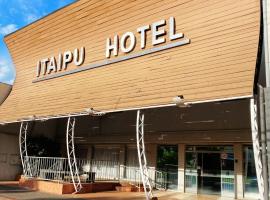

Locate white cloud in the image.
[15,0,42,24]
[0,24,18,36]
[5,78,14,85]
[0,61,9,80]
[26,14,39,24]
[0,59,14,85]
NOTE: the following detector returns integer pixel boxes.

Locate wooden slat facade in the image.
[0,0,261,122]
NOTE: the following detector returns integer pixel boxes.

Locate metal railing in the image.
[25,156,71,182]
[25,156,120,183]
[120,165,142,188]
[155,169,167,190]
[120,165,167,190]
[23,156,167,190]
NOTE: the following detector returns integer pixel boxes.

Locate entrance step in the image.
[115,185,144,192]
[19,176,120,194]
[116,182,145,192]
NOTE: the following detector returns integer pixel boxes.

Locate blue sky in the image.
[0,0,75,85]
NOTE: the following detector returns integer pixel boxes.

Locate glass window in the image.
[157,145,178,190]
[243,146,259,198]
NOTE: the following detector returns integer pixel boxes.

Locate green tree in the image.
[27,136,61,157]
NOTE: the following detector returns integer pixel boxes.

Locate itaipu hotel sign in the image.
[34,17,190,82]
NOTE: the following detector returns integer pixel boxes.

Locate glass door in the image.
[185,150,198,193]
[198,152,221,195]
[244,146,259,198]
[221,152,235,197]
[185,146,235,197]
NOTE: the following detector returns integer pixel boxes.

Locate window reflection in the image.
[243,146,258,198]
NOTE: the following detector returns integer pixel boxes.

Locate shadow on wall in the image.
[0,133,22,181]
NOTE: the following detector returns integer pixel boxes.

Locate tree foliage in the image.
[27,136,61,157]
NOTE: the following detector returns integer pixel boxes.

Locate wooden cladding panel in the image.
[0,0,260,122]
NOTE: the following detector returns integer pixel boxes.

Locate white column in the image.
[234,144,244,199]
[119,145,126,180]
[178,144,185,192]
[263,0,270,86]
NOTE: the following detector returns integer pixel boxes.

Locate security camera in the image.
[85,108,94,114]
[173,95,188,107]
[27,115,36,120]
[85,108,105,116]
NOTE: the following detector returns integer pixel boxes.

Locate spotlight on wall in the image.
[173,95,189,107]
[85,108,95,115]
[26,115,36,121]
[85,108,105,116]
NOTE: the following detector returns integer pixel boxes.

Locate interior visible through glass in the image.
[244,145,259,198]
[185,146,234,197]
[157,145,178,190]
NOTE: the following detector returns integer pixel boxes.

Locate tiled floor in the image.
[0,182,236,200]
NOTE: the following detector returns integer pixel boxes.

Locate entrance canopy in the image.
[0,98,254,198]
[0,0,260,123]
[0,98,251,144]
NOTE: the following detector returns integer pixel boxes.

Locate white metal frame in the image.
[66,117,82,193]
[136,110,155,200]
[19,121,32,177]
[250,99,265,200]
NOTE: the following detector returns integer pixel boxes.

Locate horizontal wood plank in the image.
[0,0,260,122]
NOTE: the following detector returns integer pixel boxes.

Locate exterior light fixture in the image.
[20,115,36,121]
[27,115,36,120]
[173,95,189,107]
[85,108,105,116]
[85,108,95,115]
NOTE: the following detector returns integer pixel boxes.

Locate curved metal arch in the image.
[250,99,265,200]
[66,117,82,193]
[136,110,156,200]
[19,121,32,177]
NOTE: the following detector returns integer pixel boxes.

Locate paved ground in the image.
[0,182,82,200]
[0,182,235,200]
[71,191,234,200]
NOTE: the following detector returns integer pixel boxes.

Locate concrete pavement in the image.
[0,182,235,200]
